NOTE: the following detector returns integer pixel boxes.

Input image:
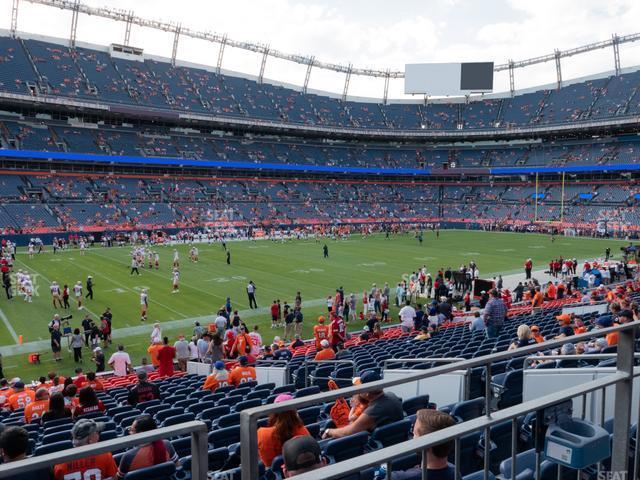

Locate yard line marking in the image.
[0,307,19,343]
[0,297,329,357]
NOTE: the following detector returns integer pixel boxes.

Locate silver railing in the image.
[0,420,209,479]
[240,322,640,479]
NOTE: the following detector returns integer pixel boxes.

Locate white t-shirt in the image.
[108,351,131,376]
[398,305,417,328]
[249,332,262,356]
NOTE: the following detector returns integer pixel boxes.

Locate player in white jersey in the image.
[50,281,63,309]
[154,252,160,269]
[172,268,180,293]
[147,251,154,269]
[74,281,83,309]
[23,276,33,302]
[173,249,179,268]
[140,289,148,322]
[79,239,86,255]
[27,243,34,259]
[192,246,198,262]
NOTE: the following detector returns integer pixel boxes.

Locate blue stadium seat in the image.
[254,382,276,391]
[245,390,271,401]
[294,386,321,398]
[370,418,412,448]
[179,448,229,476]
[41,430,72,445]
[35,440,73,456]
[208,426,241,448]
[162,412,195,427]
[199,406,231,422]
[324,431,369,463]
[187,401,217,416]
[234,399,262,412]
[155,408,184,424]
[298,406,321,425]
[123,461,176,480]
[402,394,431,415]
[217,412,240,428]
[450,397,485,423]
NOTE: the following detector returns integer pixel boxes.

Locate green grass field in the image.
[0,230,627,380]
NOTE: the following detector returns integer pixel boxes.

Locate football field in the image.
[0,230,627,379]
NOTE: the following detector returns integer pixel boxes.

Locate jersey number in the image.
[64,468,102,480]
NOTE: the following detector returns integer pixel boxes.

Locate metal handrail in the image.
[292,372,638,480]
[523,353,640,368]
[0,420,209,479]
[240,322,640,479]
[382,357,465,369]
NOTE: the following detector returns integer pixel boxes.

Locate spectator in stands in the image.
[0,426,50,480]
[86,371,105,391]
[257,393,310,467]
[468,311,485,332]
[385,409,456,480]
[63,384,78,409]
[322,370,403,439]
[359,326,371,341]
[42,392,71,423]
[53,419,117,480]
[203,361,230,392]
[174,334,189,372]
[73,386,105,418]
[136,357,154,374]
[92,347,105,372]
[116,415,179,479]
[24,388,49,423]
[7,381,34,411]
[127,371,160,406]
[282,436,326,477]
[207,333,225,364]
[509,325,536,350]
[398,301,416,333]
[108,344,131,376]
[530,325,545,343]
[157,336,176,377]
[290,334,305,349]
[228,356,256,386]
[483,289,507,338]
[531,286,544,312]
[273,343,292,361]
[314,339,336,361]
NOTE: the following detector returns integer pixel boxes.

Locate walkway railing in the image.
[240,322,640,479]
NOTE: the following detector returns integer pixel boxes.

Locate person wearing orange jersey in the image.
[531,287,544,312]
[313,316,330,351]
[314,340,336,362]
[53,419,117,480]
[7,382,35,411]
[202,361,230,392]
[228,356,256,386]
[232,326,253,358]
[545,282,557,300]
[85,371,105,391]
[24,388,49,423]
[147,341,162,367]
[530,325,545,343]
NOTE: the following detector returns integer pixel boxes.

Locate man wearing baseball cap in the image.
[228,356,256,386]
[203,361,229,392]
[53,419,117,480]
[282,435,326,477]
[322,370,403,439]
[314,339,336,361]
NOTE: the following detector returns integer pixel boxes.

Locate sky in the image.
[4,0,640,100]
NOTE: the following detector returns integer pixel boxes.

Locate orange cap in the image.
[556,313,571,324]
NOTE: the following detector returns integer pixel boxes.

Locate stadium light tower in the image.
[216,34,227,75]
[554,49,562,89]
[612,34,621,75]
[123,10,134,45]
[10,0,19,37]
[383,69,391,105]
[302,56,315,94]
[258,44,270,84]
[171,23,181,66]
[69,0,79,48]
[342,63,353,102]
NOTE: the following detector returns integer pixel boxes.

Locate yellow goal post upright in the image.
[533,171,567,232]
